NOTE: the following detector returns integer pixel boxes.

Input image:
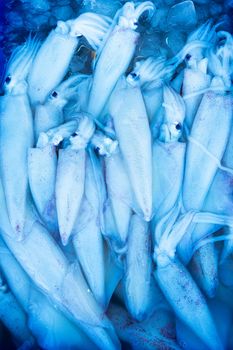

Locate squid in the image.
[0,179,121,350]
[55,115,95,245]
[28,144,58,235]
[0,36,40,240]
[34,74,85,141]
[28,115,89,237]
[101,127,132,249]
[73,149,106,307]
[87,1,155,121]
[28,12,112,105]
[123,214,153,321]
[153,206,233,350]
[127,56,175,132]
[109,76,152,221]
[108,303,179,350]
[181,20,216,130]
[0,239,97,350]
[180,33,233,296]
[151,85,186,242]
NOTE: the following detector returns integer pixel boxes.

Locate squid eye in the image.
[5,76,11,84]
[71,132,77,137]
[131,72,139,80]
[52,91,58,98]
[134,21,138,26]
[185,54,191,61]
[175,123,182,131]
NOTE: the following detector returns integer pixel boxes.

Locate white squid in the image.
[0,36,40,240]
[109,76,153,221]
[28,12,112,105]
[87,1,155,121]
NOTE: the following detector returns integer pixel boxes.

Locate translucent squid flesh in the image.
[0,179,120,350]
[153,208,233,349]
[33,74,84,141]
[0,37,39,240]
[73,153,105,308]
[109,77,152,221]
[28,12,111,105]
[28,145,58,234]
[0,239,97,350]
[87,1,155,121]
[56,148,86,246]
[108,303,180,350]
[105,147,132,248]
[123,214,152,321]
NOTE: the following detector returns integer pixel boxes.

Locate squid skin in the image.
[180,85,232,293]
[105,149,133,247]
[28,13,111,105]
[0,180,120,350]
[189,242,219,298]
[73,153,105,307]
[0,36,40,240]
[183,85,232,211]
[176,318,207,350]
[0,93,34,240]
[182,60,211,131]
[87,1,155,121]
[28,145,58,234]
[28,288,98,350]
[64,75,92,121]
[88,27,139,120]
[33,74,83,141]
[152,141,185,222]
[151,85,186,237]
[143,87,163,124]
[104,241,124,308]
[128,57,175,124]
[109,77,152,221]
[34,100,64,142]
[28,30,77,105]
[123,214,152,321]
[0,239,31,311]
[181,84,232,281]
[152,209,233,350]
[108,303,179,350]
[154,257,222,350]
[56,148,86,246]
[0,239,97,350]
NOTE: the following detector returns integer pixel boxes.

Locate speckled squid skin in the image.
[155,256,223,350]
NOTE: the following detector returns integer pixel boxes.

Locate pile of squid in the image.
[0,1,233,349]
